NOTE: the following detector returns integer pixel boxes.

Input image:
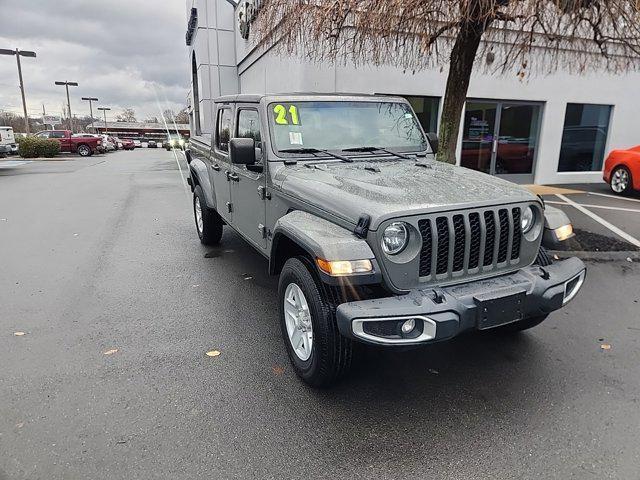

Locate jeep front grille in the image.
[417,207,523,282]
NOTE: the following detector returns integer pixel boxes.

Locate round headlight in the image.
[521,206,535,233]
[382,222,409,255]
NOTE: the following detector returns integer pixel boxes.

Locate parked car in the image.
[164,134,185,150]
[35,130,101,156]
[603,145,640,195]
[147,140,157,148]
[100,135,115,152]
[186,94,586,387]
[72,133,106,153]
[114,137,123,150]
[0,126,17,157]
[133,139,142,148]
[121,139,135,150]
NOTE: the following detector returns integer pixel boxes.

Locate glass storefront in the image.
[403,96,440,134]
[558,103,612,172]
[461,100,542,182]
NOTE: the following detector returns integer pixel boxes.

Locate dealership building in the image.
[184,0,639,185]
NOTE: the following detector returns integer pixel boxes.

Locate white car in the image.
[133,139,141,148]
[100,134,116,152]
[0,126,17,156]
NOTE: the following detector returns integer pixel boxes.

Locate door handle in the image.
[226,171,239,182]
[212,163,220,171]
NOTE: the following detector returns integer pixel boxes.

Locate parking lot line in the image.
[556,193,640,248]
[588,191,640,204]
[546,200,640,214]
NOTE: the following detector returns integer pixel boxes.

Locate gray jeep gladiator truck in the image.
[186,94,586,387]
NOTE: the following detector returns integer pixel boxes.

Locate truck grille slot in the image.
[417,206,524,282]
[418,219,432,277]
[435,217,449,275]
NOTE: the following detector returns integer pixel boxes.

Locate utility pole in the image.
[81,97,98,130]
[98,107,111,134]
[0,48,37,134]
[55,81,78,132]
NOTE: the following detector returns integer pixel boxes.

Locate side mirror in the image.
[229,138,256,165]
[426,132,438,154]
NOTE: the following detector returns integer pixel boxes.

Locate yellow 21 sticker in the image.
[273,104,300,125]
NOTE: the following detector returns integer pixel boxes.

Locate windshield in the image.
[268,101,429,157]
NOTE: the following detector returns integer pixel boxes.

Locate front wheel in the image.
[278,257,353,387]
[610,166,633,195]
[193,186,223,245]
[77,144,92,157]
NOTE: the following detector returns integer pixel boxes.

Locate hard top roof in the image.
[213,92,408,104]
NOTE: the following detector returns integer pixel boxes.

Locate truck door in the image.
[229,106,267,250]
[210,105,234,224]
[50,131,69,152]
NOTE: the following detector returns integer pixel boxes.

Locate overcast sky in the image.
[0,0,189,121]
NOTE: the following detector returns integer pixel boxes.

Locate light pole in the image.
[98,107,111,134]
[55,81,78,132]
[0,48,37,134]
[81,97,99,130]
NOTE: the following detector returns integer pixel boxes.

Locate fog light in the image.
[555,224,574,242]
[401,319,416,334]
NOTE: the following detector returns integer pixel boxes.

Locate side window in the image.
[36,131,50,138]
[50,131,65,139]
[237,110,261,145]
[216,108,232,153]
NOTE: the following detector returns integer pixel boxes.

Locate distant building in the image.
[88,121,190,140]
[185,0,640,185]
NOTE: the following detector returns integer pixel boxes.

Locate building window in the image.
[216,108,232,152]
[403,96,440,134]
[558,103,612,172]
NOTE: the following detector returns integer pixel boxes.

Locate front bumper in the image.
[336,257,586,346]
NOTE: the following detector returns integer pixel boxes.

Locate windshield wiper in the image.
[280,148,353,163]
[341,146,413,160]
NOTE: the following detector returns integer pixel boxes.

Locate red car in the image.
[35,130,101,157]
[603,146,640,195]
[121,139,135,150]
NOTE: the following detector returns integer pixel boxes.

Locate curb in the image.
[550,250,640,262]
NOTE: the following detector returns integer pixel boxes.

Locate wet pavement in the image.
[1,150,639,479]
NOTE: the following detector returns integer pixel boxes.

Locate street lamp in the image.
[81,97,99,128]
[0,48,37,134]
[55,81,78,132]
[98,107,111,134]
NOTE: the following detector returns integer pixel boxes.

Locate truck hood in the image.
[274,159,537,230]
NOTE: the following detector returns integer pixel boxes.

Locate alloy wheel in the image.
[611,168,629,193]
[283,283,314,361]
[194,196,203,234]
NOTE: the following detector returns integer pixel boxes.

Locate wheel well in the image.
[189,168,200,192]
[270,234,313,275]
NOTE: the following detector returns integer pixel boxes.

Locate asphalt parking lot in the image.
[1,150,639,479]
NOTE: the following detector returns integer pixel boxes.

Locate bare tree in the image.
[174,108,189,124]
[254,0,640,163]
[116,108,137,122]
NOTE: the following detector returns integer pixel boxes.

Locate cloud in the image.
[0,0,189,121]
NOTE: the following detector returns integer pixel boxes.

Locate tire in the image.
[193,185,223,245]
[278,257,353,387]
[610,166,633,195]
[77,144,92,157]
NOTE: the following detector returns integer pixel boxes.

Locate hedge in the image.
[17,137,60,159]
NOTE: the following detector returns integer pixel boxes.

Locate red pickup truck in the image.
[34,130,101,157]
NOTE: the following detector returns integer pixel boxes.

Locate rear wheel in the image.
[77,144,91,157]
[610,166,633,195]
[278,257,353,387]
[193,186,223,245]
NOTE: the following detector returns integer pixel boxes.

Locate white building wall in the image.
[190,0,639,185]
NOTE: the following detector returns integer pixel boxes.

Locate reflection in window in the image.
[403,96,440,134]
[216,108,232,152]
[558,104,612,172]
[237,110,261,144]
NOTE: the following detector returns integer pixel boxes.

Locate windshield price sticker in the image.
[273,104,301,125]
